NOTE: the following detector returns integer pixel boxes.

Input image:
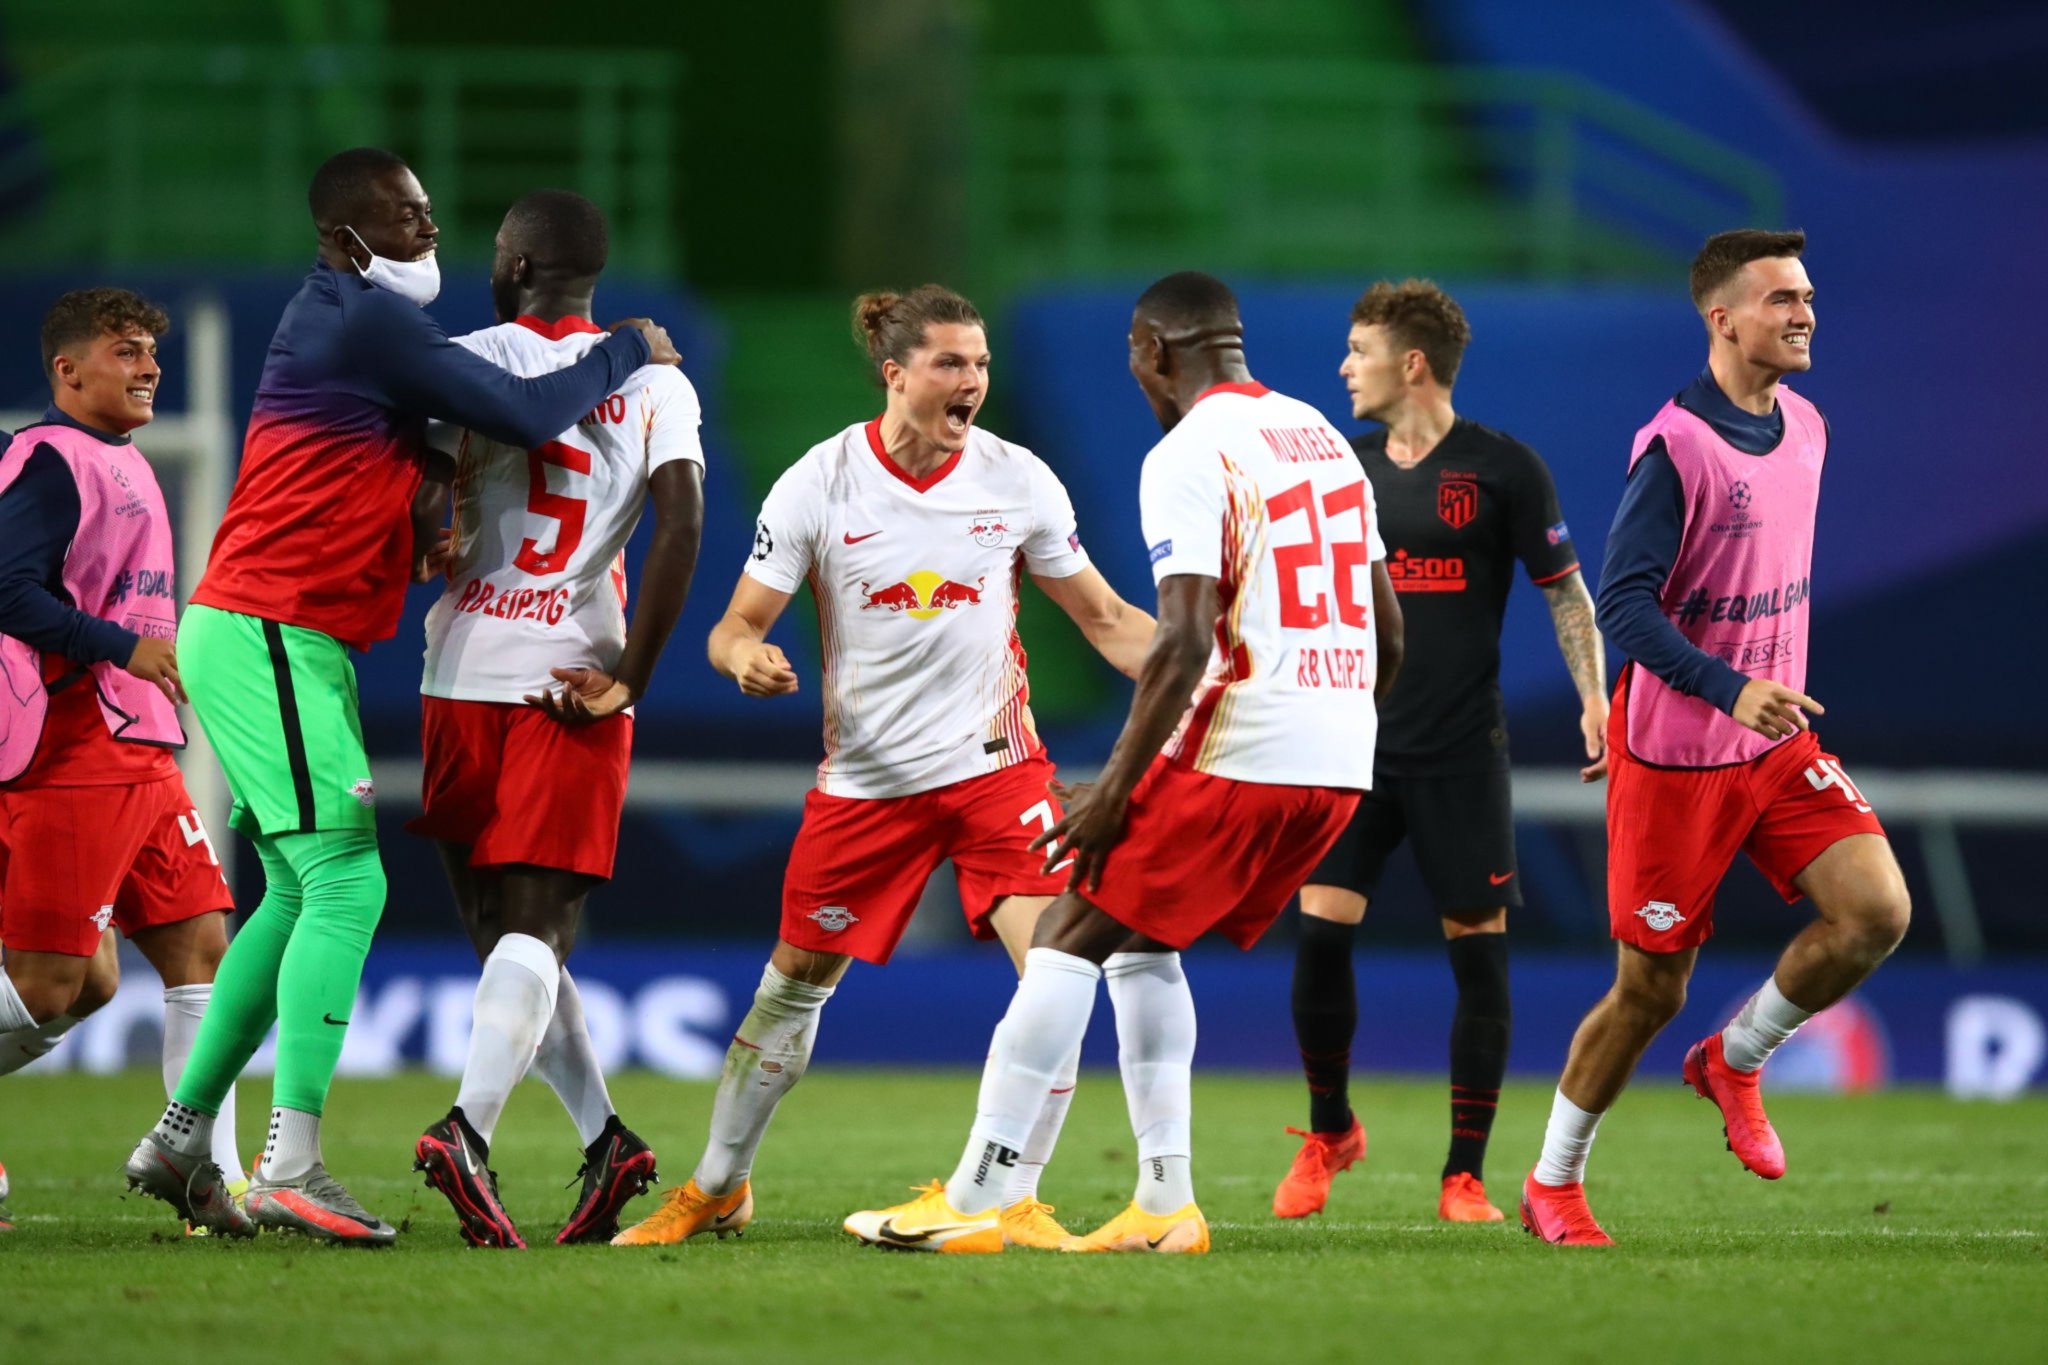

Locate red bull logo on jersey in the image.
[858,571,987,620]
[970,510,1010,547]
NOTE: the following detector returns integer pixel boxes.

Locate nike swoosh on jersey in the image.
[1488,872,1514,886]
[843,530,883,544]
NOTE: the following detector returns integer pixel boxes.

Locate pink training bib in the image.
[1623,387,1826,768]
[0,423,184,783]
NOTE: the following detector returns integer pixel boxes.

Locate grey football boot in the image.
[244,1162,398,1245]
[123,1131,256,1238]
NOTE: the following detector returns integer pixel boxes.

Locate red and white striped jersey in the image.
[421,314,703,701]
[745,419,1089,798]
[1140,381,1385,789]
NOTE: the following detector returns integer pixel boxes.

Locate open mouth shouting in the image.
[944,397,977,438]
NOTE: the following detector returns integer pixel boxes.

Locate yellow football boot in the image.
[999,1197,1071,1249]
[844,1181,1002,1253]
[1061,1200,1210,1254]
[609,1178,752,1246]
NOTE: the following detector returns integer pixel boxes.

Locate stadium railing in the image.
[970,59,1783,287]
[362,757,2048,969]
[0,45,680,274]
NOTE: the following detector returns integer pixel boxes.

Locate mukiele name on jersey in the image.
[1259,425,1351,465]
[449,577,572,626]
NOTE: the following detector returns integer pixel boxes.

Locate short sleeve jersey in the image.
[744,419,1089,798]
[421,315,704,701]
[1357,419,1579,774]
[1140,382,1386,790]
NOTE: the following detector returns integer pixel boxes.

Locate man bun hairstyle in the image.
[41,287,170,378]
[851,285,984,386]
[308,146,410,228]
[1350,279,1471,388]
[1690,228,1807,313]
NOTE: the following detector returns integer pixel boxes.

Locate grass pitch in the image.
[2,1069,2042,1364]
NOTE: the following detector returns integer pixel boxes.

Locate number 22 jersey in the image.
[1140,381,1386,790]
[421,314,704,701]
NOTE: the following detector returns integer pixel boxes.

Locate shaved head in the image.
[1134,270,1241,338]
[308,147,410,230]
[501,189,609,280]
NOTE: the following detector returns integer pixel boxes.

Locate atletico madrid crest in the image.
[1437,479,1478,530]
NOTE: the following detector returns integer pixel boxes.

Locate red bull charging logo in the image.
[859,570,986,620]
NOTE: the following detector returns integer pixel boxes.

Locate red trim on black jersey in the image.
[514,314,606,340]
[864,417,962,493]
[1528,560,1581,586]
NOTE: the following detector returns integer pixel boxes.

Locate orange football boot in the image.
[1272,1117,1366,1218]
[610,1178,752,1246]
[1438,1172,1505,1222]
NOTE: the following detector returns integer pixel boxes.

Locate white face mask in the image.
[345,227,440,307]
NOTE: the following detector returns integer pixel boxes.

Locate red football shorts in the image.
[780,756,1070,965]
[0,773,233,957]
[1607,723,1886,953]
[1083,756,1360,951]
[408,697,632,879]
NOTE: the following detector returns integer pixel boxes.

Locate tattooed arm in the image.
[1541,568,1609,781]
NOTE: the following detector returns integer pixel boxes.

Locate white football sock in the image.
[0,973,36,1034]
[1105,951,1197,1214]
[0,1014,80,1076]
[532,968,615,1147]
[162,984,244,1178]
[692,963,835,1196]
[947,949,1100,1216]
[1720,975,1813,1073]
[1004,1043,1079,1206]
[455,933,562,1146]
[261,1107,322,1182]
[1532,1088,1604,1186]
[155,1099,216,1158]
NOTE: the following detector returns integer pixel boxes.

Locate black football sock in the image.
[1444,932,1511,1180]
[1291,914,1358,1134]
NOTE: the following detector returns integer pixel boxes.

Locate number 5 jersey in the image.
[1139,381,1386,790]
[420,314,704,702]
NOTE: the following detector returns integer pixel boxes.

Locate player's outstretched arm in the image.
[344,292,666,450]
[1371,559,1403,703]
[1032,573,1218,891]
[1031,565,1156,679]
[709,575,799,698]
[1540,568,1609,780]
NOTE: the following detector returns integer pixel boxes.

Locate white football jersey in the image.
[745,419,1090,798]
[421,315,704,701]
[1141,381,1385,788]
